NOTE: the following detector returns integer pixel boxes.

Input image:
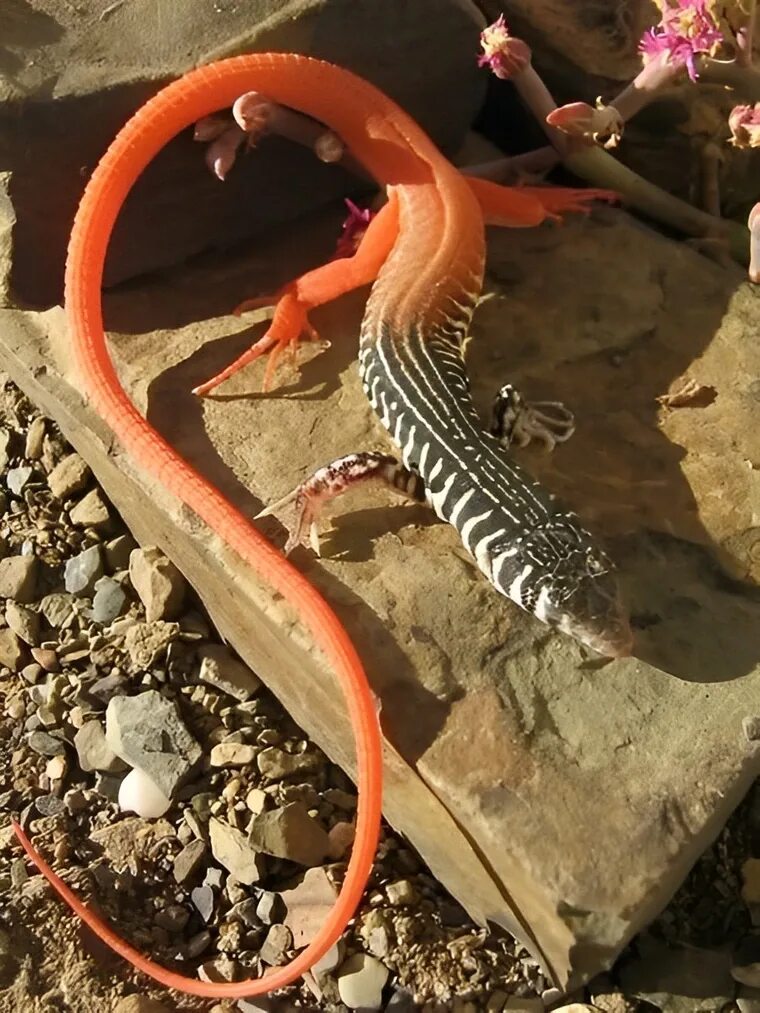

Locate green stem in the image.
[563,145,749,265]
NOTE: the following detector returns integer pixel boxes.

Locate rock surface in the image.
[1,205,759,990]
[0,0,485,307]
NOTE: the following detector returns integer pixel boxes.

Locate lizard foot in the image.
[491,383,575,452]
[192,289,326,396]
[255,451,425,556]
[520,186,619,219]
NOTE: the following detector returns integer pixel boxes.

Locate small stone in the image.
[24,417,46,460]
[184,929,211,959]
[245,788,268,814]
[229,897,261,929]
[47,453,90,499]
[64,545,104,596]
[256,746,320,780]
[255,890,284,926]
[744,717,760,744]
[385,988,417,1012]
[123,621,178,670]
[258,923,292,967]
[197,956,238,983]
[35,794,65,817]
[5,602,40,646]
[385,879,417,906]
[327,820,355,859]
[155,904,190,934]
[0,555,38,602]
[30,647,59,672]
[104,534,138,571]
[5,695,24,719]
[113,997,172,1013]
[118,767,171,818]
[210,742,257,768]
[129,546,185,622]
[743,860,760,905]
[0,628,24,670]
[738,986,760,1013]
[282,867,339,947]
[39,593,76,628]
[197,644,260,702]
[63,789,88,813]
[70,488,110,528]
[173,839,207,884]
[209,817,265,886]
[191,884,216,923]
[20,662,42,683]
[106,689,201,799]
[74,720,124,772]
[28,730,65,756]
[337,953,389,1011]
[91,577,128,623]
[248,802,328,867]
[46,755,67,781]
[7,465,33,496]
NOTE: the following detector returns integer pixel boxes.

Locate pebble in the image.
[5,695,25,719]
[123,621,178,670]
[208,816,265,886]
[245,788,268,814]
[258,923,292,966]
[39,592,76,629]
[63,788,88,813]
[106,689,201,799]
[35,794,65,817]
[0,628,24,670]
[64,544,104,596]
[0,555,38,602]
[229,897,261,929]
[28,730,65,756]
[30,647,59,672]
[47,453,90,499]
[5,602,40,646]
[255,890,283,926]
[7,465,33,496]
[197,955,238,982]
[327,820,355,859]
[70,488,110,528]
[248,802,328,867]
[173,839,207,885]
[184,929,212,959]
[282,867,339,947]
[256,746,319,780]
[386,879,418,906]
[210,742,258,768]
[197,644,260,702]
[45,755,67,781]
[91,576,128,623]
[191,884,216,923]
[24,417,45,460]
[337,952,389,1011]
[129,546,185,622]
[74,720,124,772]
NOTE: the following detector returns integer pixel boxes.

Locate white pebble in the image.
[118,766,171,818]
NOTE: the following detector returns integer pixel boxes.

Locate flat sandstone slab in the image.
[1,206,759,989]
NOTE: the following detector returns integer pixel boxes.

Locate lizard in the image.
[12,52,632,1000]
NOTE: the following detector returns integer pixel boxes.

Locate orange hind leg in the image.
[193,191,400,395]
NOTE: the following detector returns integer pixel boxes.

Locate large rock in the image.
[0,203,758,989]
[0,0,485,307]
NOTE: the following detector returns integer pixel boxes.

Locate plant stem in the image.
[563,145,749,264]
[461,147,560,182]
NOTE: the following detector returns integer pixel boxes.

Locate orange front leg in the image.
[194,190,400,395]
[464,174,617,228]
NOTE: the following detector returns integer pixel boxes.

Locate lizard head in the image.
[493,515,632,658]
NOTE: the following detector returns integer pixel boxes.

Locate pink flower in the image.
[334,200,376,259]
[547,100,623,148]
[639,0,723,81]
[477,14,532,80]
[729,103,760,148]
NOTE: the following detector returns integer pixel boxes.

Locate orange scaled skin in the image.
[13,53,614,998]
